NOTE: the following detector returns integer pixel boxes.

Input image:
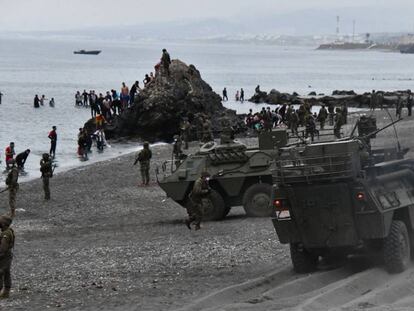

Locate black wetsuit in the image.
[15,152,29,169]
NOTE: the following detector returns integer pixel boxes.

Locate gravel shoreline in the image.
[2,109,412,310]
[1,140,288,311]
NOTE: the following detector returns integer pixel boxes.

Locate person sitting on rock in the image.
[143,74,152,87]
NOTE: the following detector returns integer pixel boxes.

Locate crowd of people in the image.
[245,102,348,141]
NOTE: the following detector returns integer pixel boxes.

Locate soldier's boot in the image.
[0,288,10,299]
[185,219,192,230]
[9,209,15,219]
[194,224,201,231]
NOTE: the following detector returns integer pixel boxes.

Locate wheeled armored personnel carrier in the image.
[157,130,289,220]
[271,116,413,273]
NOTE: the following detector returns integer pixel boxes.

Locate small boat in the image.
[73,50,101,55]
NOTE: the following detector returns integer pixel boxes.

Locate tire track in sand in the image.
[178,260,414,311]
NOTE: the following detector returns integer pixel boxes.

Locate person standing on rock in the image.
[185,171,211,230]
[5,160,18,218]
[222,88,228,101]
[0,215,15,299]
[134,142,152,186]
[40,153,53,200]
[48,126,57,158]
[161,49,171,76]
[240,88,244,102]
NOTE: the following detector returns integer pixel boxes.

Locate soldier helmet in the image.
[173,135,179,140]
[201,171,211,178]
[0,215,12,227]
[42,153,50,160]
[143,142,149,147]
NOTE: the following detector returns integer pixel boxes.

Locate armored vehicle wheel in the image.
[203,189,227,221]
[243,183,272,217]
[383,220,411,273]
[290,243,318,273]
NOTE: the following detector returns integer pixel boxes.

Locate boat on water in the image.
[73,50,101,55]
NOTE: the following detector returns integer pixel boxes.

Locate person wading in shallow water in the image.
[185,171,211,231]
[0,215,15,299]
[133,142,152,186]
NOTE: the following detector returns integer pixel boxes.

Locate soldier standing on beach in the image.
[370,90,377,111]
[134,142,152,186]
[334,108,343,139]
[407,90,413,117]
[317,105,328,130]
[181,119,191,149]
[0,215,15,299]
[40,153,53,200]
[5,160,18,218]
[185,171,211,230]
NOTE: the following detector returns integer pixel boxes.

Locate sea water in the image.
[1,36,414,182]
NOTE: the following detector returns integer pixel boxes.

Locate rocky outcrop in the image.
[102,60,241,142]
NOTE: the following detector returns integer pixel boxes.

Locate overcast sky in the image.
[0,0,412,32]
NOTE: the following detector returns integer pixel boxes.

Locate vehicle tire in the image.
[243,183,272,217]
[383,220,411,273]
[290,243,318,273]
[203,189,227,221]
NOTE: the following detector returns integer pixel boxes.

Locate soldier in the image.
[334,108,343,139]
[185,171,211,230]
[0,215,14,299]
[407,91,413,117]
[370,90,377,111]
[40,153,53,200]
[305,115,317,142]
[201,118,213,143]
[181,119,191,149]
[173,135,183,168]
[220,117,234,144]
[327,103,335,126]
[134,142,152,186]
[5,160,18,218]
[290,110,299,135]
[161,48,171,76]
[396,95,403,119]
[317,105,328,130]
[341,104,348,125]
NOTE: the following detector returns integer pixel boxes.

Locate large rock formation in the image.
[103,60,239,142]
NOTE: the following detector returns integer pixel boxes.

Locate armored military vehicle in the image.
[157,129,289,221]
[271,116,414,273]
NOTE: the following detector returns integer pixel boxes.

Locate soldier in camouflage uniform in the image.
[334,108,343,139]
[40,153,53,200]
[134,142,152,185]
[5,160,18,218]
[201,118,213,143]
[0,215,14,299]
[185,171,211,230]
[181,119,191,149]
[317,105,328,130]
